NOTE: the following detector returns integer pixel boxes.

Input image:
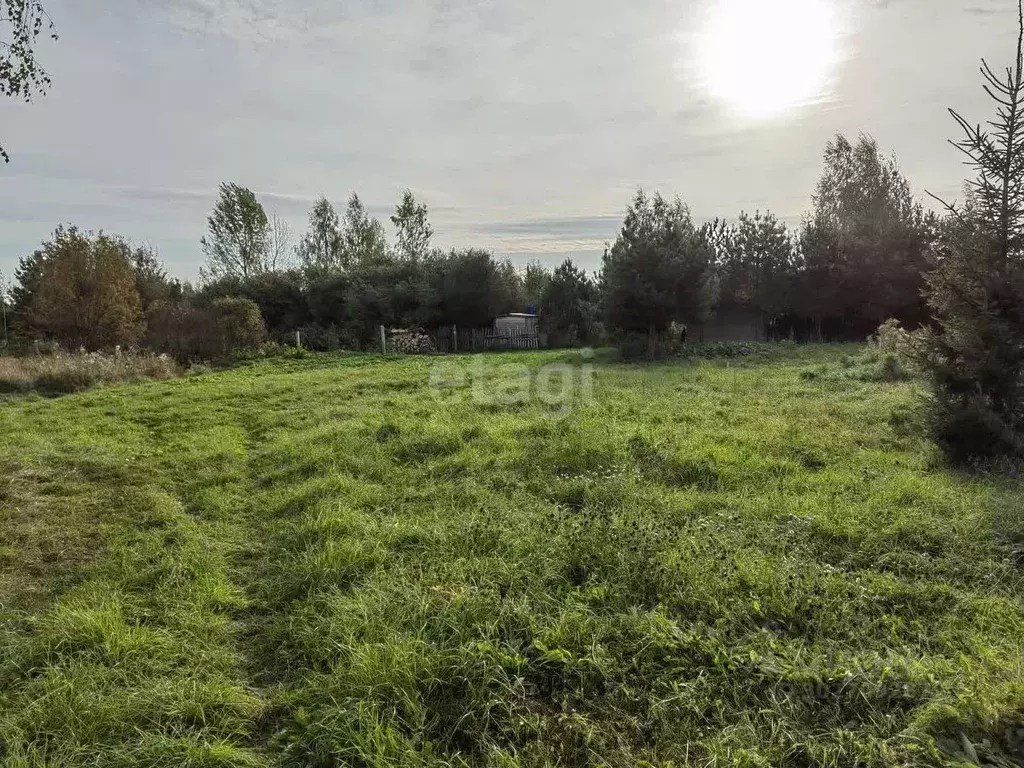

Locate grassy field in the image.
[1,345,1022,767]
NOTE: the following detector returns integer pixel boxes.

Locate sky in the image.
[0,0,1015,282]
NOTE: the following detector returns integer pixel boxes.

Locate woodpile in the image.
[389,329,438,354]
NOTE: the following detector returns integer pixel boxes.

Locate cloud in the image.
[160,0,324,43]
[0,0,1005,281]
[496,249,607,272]
[474,215,621,240]
[107,186,215,205]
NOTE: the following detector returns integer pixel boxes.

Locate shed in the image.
[494,313,539,335]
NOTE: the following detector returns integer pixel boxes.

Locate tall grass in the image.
[0,351,180,395]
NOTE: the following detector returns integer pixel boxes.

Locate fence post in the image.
[380,325,386,354]
[295,330,301,349]
[452,324,457,354]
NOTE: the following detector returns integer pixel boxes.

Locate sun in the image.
[697,0,839,118]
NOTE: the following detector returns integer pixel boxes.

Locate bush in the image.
[13,227,145,351]
[928,394,1023,463]
[0,351,180,395]
[292,323,362,353]
[198,271,309,337]
[146,297,266,363]
[616,338,796,363]
[868,318,909,355]
[212,297,265,356]
[616,332,681,362]
[878,352,909,382]
[857,320,926,382]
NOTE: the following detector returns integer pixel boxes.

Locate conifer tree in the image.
[923,1,1024,461]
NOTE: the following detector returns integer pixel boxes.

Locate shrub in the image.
[868,318,910,355]
[197,271,309,337]
[878,353,909,382]
[616,332,681,362]
[861,320,926,382]
[212,297,265,356]
[233,341,310,363]
[927,394,1023,462]
[293,323,362,352]
[146,297,266,363]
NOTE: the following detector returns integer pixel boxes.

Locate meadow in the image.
[0,345,1022,767]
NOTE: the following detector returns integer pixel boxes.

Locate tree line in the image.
[0,132,941,356]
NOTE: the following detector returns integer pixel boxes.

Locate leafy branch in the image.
[0,0,57,162]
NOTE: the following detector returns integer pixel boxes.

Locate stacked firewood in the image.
[389,329,438,354]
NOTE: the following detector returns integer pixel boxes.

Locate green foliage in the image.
[8,245,45,344]
[19,226,144,350]
[201,183,271,281]
[296,196,344,274]
[145,297,265,363]
[798,134,937,337]
[876,352,911,382]
[341,193,389,268]
[129,243,181,311]
[305,270,353,327]
[211,297,265,356]
[615,331,682,361]
[349,261,422,339]
[190,244,527,351]
[922,6,1024,463]
[868,318,911,355]
[522,259,552,312]
[198,271,309,339]
[420,249,522,328]
[603,189,717,354]
[290,323,350,352]
[676,340,793,360]
[541,259,599,346]
[1,346,1023,766]
[0,268,11,348]
[616,339,797,363]
[390,189,433,263]
[864,319,924,381]
[0,0,57,163]
[714,210,797,320]
[297,194,392,276]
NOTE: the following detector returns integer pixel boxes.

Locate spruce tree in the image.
[923,1,1024,461]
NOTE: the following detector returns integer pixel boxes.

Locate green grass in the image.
[1,345,1022,767]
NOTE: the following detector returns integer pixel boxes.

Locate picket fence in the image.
[435,325,539,353]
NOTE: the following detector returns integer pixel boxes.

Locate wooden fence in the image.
[435,325,539,353]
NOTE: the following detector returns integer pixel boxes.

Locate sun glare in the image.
[697,0,839,118]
